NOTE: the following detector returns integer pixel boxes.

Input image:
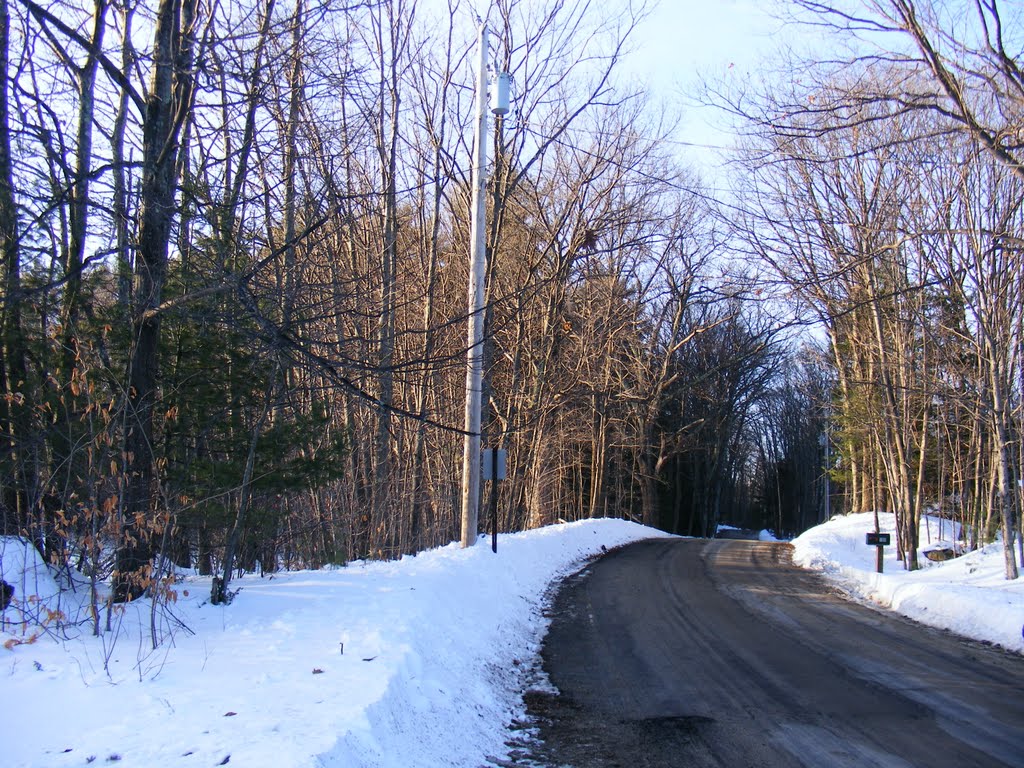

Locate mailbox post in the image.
[483,448,507,553]
[866,532,891,573]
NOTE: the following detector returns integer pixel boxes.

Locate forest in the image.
[0,0,1020,630]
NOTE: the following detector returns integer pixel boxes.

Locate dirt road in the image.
[504,537,1024,767]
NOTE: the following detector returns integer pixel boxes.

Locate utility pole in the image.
[460,24,490,548]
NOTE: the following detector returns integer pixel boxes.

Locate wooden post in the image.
[866,532,889,573]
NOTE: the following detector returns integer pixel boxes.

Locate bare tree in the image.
[116,0,199,601]
[932,146,1023,578]
[728,77,939,567]
[0,0,27,538]
[784,0,1024,178]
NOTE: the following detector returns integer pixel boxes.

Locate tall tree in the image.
[0,0,27,538]
[785,0,1024,179]
[116,0,198,601]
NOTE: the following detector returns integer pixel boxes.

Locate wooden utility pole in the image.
[460,24,490,548]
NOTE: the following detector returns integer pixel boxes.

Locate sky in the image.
[631,0,783,87]
[2,514,1022,768]
[627,0,790,170]
[449,0,814,180]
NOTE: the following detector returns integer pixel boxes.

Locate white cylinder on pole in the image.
[491,72,510,116]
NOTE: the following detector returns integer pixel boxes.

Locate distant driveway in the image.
[509,537,1024,767]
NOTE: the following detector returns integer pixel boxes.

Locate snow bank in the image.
[792,512,1024,653]
[5,512,1020,768]
[0,537,63,633]
[1,519,669,768]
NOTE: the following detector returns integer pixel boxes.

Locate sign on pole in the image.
[481,449,507,481]
[483,448,507,553]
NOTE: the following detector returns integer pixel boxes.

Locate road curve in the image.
[505,537,1024,768]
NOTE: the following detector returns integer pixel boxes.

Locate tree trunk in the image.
[0,0,30,538]
[115,0,197,602]
[990,366,1020,580]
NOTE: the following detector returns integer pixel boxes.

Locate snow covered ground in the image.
[791,511,1024,655]
[1,513,1021,768]
[0,521,670,768]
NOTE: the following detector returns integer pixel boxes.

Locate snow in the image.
[0,521,670,768]
[0,538,62,628]
[2,513,1021,768]
[792,512,1024,654]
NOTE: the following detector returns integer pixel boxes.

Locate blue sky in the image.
[626,0,788,173]
[458,0,801,175]
[630,0,783,88]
